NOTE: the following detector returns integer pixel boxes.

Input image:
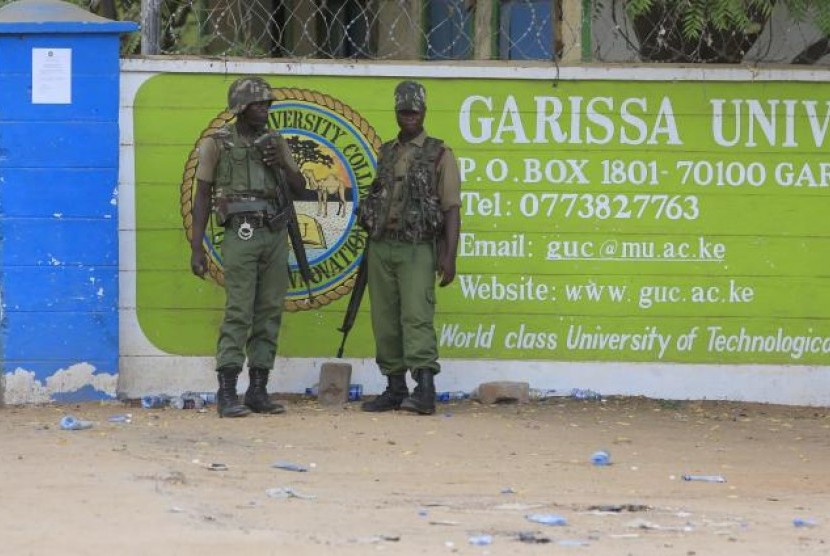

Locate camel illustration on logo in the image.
[302,168,347,217]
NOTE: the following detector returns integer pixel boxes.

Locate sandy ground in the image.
[1,394,829,556]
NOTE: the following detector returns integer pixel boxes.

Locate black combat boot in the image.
[216,366,251,418]
[244,367,285,414]
[361,373,409,412]
[400,369,436,415]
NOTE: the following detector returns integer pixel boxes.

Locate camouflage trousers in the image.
[216,225,289,371]
[367,238,440,376]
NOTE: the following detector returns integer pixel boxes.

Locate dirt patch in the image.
[1,396,828,554]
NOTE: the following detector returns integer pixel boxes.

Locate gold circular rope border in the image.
[180,88,382,312]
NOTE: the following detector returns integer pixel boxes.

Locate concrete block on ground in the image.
[318,362,352,406]
[477,381,530,405]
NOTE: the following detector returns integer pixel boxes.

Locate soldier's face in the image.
[396,109,425,136]
[240,100,272,128]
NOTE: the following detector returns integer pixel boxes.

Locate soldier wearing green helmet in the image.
[357,80,462,415]
[190,75,306,418]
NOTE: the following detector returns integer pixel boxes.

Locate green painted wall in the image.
[134,74,830,364]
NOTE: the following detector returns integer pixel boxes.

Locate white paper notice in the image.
[32,48,72,104]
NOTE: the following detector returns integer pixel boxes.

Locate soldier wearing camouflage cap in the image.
[357,80,462,416]
[190,75,306,418]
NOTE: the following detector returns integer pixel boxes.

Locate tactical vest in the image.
[212,125,285,224]
[358,136,445,242]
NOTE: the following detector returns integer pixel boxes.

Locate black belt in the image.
[226,212,269,230]
[225,211,288,232]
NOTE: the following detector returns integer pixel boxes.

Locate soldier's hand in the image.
[261,134,289,170]
[437,255,456,287]
[191,250,207,278]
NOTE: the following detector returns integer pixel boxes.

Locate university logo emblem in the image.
[181,88,381,311]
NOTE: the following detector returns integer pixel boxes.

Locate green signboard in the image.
[133,74,830,364]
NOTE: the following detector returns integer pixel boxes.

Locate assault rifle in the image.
[336,244,368,358]
[262,114,314,301]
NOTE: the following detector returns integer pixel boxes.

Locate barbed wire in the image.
[0,0,826,64]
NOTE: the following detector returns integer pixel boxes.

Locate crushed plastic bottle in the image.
[526,513,568,526]
[170,393,206,410]
[304,384,319,397]
[107,413,132,423]
[60,415,93,430]
[271,461,309,472]
[528,388,560,401]
[793,518,818,528]
[468,535,493,546]
[436,391,469,402]
[348,384,363,401]
[681,474,726,483]
[141,395,170,409]
[570,388,602,400]
[590,450,611,466]
[190,391,216,405]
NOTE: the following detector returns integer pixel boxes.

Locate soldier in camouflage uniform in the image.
[357,80,462,415]
[190,76,306,418]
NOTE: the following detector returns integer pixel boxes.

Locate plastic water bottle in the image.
[436,391,469,402]
[190,392,216,405]
[526,513,568,526]
[170,393,206,410]
[681,474,726,483]
[107,413,132,423]
[348,384,363,401]
[60,415,93,430]
[468,535,493,546]
[141,394,170,409]
[571,388,602,400]
[793,518,817,528]
[590,450,611,466]
[529,388,560,401]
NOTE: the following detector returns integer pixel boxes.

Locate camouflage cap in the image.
[227,76,276,115]
[394,80,426,112]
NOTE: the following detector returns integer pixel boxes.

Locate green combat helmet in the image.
[394,80,426,112]
[227,76,276,115]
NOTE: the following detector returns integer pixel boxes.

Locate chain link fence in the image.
[0,0,827,64]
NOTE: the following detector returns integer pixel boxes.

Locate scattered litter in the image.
[208,463,228,471]
[348,384,363,401]
[468,535,493,546]
[265,487,316,500]
[272,461,309,472]
[501,487,516,494]
[590,450,611,466]
[494,503,544,511]
[624,518,692,532]
[526,513,567,526]
[558,539,590,547]
[793,518,818,528]
[609,533,641,539]
[587,504,649,513]
[141,395,170,409]
[417,508,428,517]
[682,474,726,483]
[107,414,132,423]
[626,518,662,530]
[570,388,602,400]
[428,520,460,526]
[517,532,550,544]
[436,391,469,402]
[170,393,206,410]
[59,416,93,430]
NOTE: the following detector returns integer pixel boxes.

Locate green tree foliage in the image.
[609,0,830,63]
